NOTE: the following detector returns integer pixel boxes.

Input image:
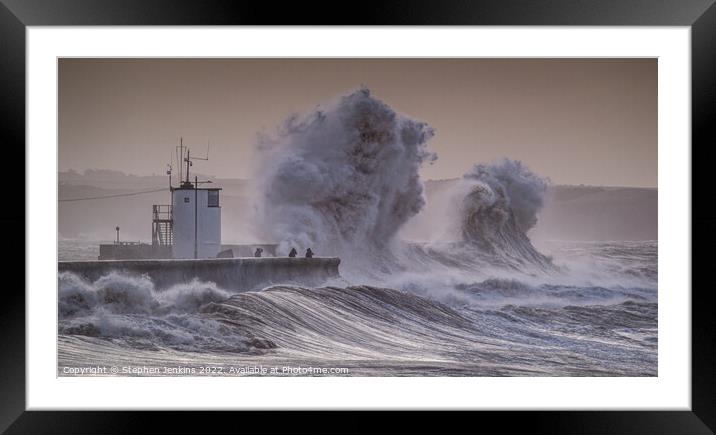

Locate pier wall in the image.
[97,244,279,260]
[58,257,341,291]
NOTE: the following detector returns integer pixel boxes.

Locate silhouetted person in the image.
[254,248,263,258]
[288,248,297,258]
[305,248,314,258]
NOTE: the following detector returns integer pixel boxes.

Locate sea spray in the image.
[251,87,436,257]
[249,88,556,274]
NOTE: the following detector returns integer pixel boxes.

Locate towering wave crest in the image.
[251,87,436,257]
[392,159,554,279]
[455,159,553,269]
[463,159,548,234]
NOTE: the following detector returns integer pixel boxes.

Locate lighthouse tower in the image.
[158,141,222,259]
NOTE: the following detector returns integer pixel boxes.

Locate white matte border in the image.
[27,27,690,410]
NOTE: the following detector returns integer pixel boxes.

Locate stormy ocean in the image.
[58,88,657,376]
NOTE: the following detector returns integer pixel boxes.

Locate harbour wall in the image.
[58,257,341,291]
[97,243,279,260]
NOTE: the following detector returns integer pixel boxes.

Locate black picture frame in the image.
[3,0,714,433]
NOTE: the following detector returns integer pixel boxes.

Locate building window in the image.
[208,190,219,207]
[184,197,190,203]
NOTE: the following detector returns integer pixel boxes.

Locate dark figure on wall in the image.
[305,248,314,258]
[254,248,263,258]
[288,248,297,258]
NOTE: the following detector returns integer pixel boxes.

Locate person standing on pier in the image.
[305,248,314,258]
[288,248,297,258]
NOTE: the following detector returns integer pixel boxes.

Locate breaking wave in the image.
[58,272,274,353]
[59,272,231,317]
[454,159,553,269]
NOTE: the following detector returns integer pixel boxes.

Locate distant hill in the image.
[532,184,656,241]
[59,169,250,192]
[58,171,656,243]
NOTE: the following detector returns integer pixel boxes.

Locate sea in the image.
[58,239,657,377]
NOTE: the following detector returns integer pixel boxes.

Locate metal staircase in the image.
[152,205,173,246]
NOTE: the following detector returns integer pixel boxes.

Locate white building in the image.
[170,183,222,259]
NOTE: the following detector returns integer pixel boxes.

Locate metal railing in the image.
[152,204,172,221]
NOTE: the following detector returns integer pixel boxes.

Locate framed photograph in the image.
[5,0,714,432]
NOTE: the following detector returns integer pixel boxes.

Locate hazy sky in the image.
[59,58,656,187]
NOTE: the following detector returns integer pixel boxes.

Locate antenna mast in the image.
[175,138,211,188]
[176,137,185,184]
[184,149,193,185]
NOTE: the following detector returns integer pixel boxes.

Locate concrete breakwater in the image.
[58,257,341,291]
